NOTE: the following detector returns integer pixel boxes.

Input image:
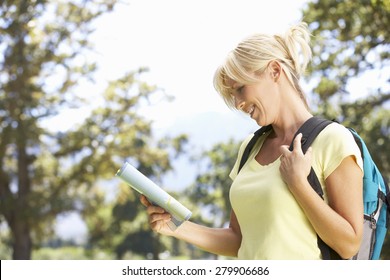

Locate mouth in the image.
[246,106,255,117]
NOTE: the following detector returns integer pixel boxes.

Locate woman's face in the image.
[230,69,278,126]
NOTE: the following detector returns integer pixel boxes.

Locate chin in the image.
[254,118,266,127]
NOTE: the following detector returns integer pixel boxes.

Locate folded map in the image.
[115,162,192,230]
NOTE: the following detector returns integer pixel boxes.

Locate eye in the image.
[237,85,245,94]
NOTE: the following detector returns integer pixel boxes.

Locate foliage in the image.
[303,0,389,101]
[185,138,240,253]
[32,246,114,260]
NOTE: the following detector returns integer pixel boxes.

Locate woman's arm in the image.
[140,195,242,257]
[280,134,363,259]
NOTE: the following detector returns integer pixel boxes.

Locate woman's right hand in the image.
[141,196,241,257]
[140,195,175,236]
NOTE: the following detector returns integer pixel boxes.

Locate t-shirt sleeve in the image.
[314,123,364,180]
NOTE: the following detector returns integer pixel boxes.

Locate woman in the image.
[141,22,363,260]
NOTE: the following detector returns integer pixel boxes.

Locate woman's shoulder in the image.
[311,120,361,161]
[316,121,354,142]
[312,120,363,175]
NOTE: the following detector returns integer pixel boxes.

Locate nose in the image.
[234,96,245,110]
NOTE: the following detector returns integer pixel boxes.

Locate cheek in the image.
[259,84,278,106]
[255,90,278,119]
[252,87,272,107]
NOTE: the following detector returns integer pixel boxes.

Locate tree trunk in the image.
[12,124,33,260]
[152,234,161,260]
[11,220,32,260]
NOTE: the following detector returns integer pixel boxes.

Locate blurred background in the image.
[0,0,389,260]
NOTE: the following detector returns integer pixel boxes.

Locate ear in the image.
[268,61,282,82]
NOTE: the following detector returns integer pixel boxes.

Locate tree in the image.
[302,0,390,259]
[0,0,186,259]
[0,0,117,260]
[76,73,188,259]
[185,139,240,259]
[302,0,390,169]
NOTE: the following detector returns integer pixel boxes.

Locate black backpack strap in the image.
[289,117,334,198]
[238,125,272,173]
[381,174,390,228]
[381,173,390,209]
[289,116,334,153]
[291,117,341,260]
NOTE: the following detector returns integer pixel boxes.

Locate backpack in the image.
[238,116,390,260]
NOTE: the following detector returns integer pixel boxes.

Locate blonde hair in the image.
[214,22,312,109]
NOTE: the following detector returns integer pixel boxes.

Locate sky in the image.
[51,0,309,132]
[92,0,308,126]
[55,0,310,241]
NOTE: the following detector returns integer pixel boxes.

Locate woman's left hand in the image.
[279,133,313,191]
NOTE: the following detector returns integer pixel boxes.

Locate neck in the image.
[272,89,313,141]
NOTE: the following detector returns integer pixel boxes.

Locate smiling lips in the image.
[246,105,255,117]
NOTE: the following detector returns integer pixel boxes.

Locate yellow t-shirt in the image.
[229,122,363,260]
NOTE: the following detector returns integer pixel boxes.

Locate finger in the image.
[150,217,172,233]
[149,212,171,224]
[293,133,303,154]
[279,144,290,157]
[280,144,290,154]
[146,204,167,216]
[306,146,313,157]
[140,195,151,207]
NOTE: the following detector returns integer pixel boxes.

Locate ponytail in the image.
[276,22,312,79]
